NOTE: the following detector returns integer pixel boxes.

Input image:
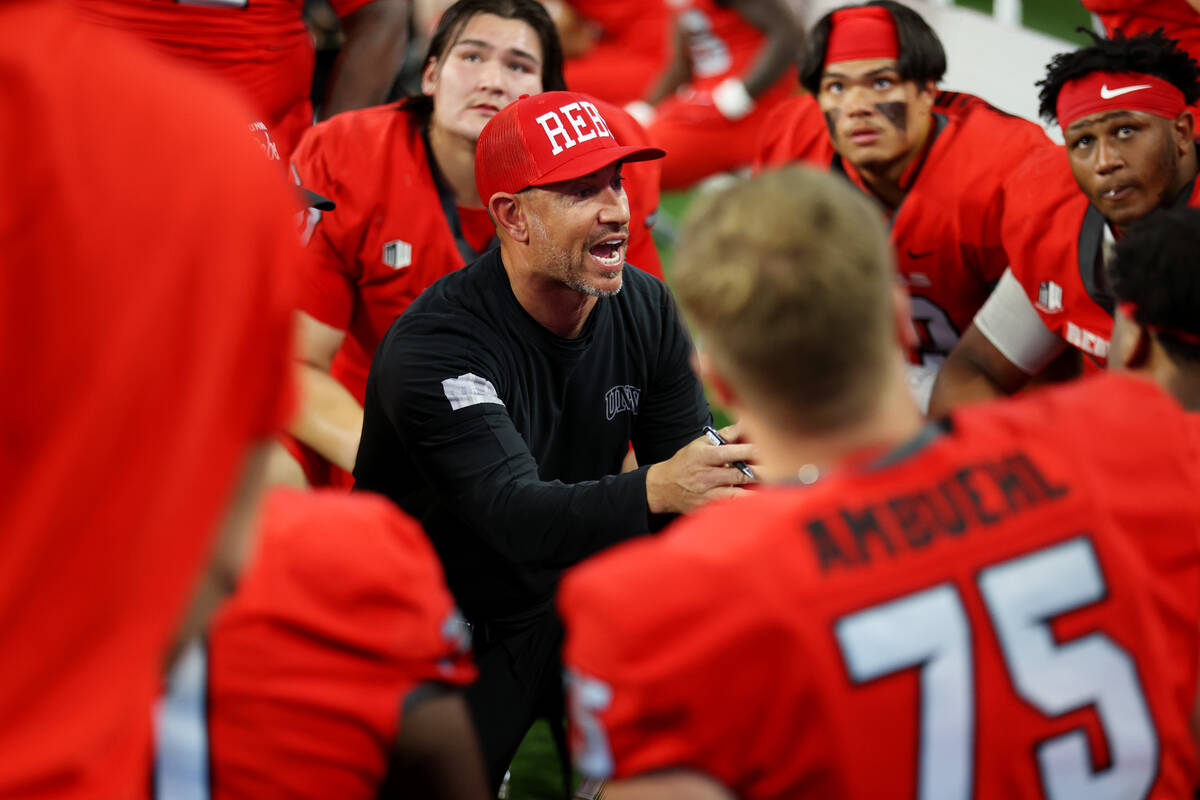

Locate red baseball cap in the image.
[475,91,665,205]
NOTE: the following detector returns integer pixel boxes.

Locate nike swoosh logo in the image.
[1099,83,1153,99]
[906,249,935,259]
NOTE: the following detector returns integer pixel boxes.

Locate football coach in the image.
[353,90,756,792]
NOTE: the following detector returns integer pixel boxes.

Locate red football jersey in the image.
[755,91,1054,366]
[667,0,778,93]
[647,0,799,189]
[176,489,476,799]
[561,373,1200,799]
[1083,0,1200,64]
[0,3,298,797]
[76,0,370,158]
[1001,146,1200,365]
[292,100,664,408]
[563,0,669,106]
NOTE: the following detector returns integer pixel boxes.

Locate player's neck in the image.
[747,357,925,484]
[1171,146,1199,205]
[1145,347,1200,413]
[499,242,599,338]
[857,115,933,210]
[428,123,483,208]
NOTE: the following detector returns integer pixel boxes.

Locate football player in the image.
[1107,206,1200,411]
[755,1,1055,410]
[547,0,670,107]
[559,166,1200,799]
[632,0,804,190]
[0,1,299,796]
[928,30,1200,415]
[283,0,665,486]
[155,490,485,800]
[77,0,408,160]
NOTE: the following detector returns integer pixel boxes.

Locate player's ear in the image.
[1172,110,1194,155]
[1110,309,1151,372]
[489,194,528,243]
[892,283,919,353]
[1124,323,1152,371]
[420,57,441,96]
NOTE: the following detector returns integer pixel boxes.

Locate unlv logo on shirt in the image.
[534,101,613,156]
[604,385,640,420]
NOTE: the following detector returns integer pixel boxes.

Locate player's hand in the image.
[645,423,758,514]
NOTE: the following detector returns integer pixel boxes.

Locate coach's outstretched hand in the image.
[645,424,757,514]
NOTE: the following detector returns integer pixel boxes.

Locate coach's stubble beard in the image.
[531,214,623,299]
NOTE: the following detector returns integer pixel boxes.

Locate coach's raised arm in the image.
[352,91,753,794]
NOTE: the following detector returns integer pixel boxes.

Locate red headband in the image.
[1056,71,1186,131]
[825,6,899,66]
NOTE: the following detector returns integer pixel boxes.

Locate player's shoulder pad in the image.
[296,101,417,165]
[255,487,448,602]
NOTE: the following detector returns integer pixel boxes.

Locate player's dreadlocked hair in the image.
[1108,206,1200,364]
[401,0,566,123]
[1037,30,1200,123]
[800,1,946,95]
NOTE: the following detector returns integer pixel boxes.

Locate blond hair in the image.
[673,165,896,433]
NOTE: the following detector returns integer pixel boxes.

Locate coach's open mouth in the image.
[589,236,626,267]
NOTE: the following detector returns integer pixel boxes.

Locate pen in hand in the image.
[702,425,756,481]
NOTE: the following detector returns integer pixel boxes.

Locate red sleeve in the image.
[560,506,817,797]
[962,110,1055,285]
[249,489,477,695]
[0,7,298,794]
[290,121,362,330]
[752,94,833,172]
[1059,378,1200,601]
[999,146,1083,294]
[209,489,475,798]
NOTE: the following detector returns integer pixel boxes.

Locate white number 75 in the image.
[836,536,1158,800]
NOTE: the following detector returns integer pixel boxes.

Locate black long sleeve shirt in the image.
[354,249,711,621]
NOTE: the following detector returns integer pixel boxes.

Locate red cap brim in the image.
[526,144,665,189]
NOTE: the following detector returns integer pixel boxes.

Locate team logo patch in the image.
[1036,281,1064,314]
[604,385,640,420]
[382,239,412,270]
[442,373,504,411]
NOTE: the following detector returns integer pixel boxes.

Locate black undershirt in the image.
[354,249,711,621]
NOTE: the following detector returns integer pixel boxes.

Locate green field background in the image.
[508,1,1091,797]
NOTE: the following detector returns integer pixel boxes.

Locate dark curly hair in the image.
[800,1,946,95]
[1108,206,1200,363]
[1037,29,1200,123]
[401,0,566,122]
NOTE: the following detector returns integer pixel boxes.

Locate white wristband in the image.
[712,78,754,121]
[623,100,656,128]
